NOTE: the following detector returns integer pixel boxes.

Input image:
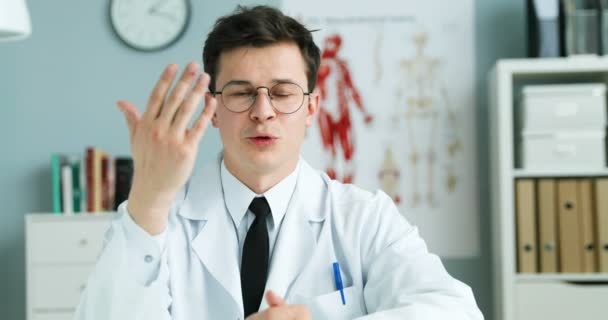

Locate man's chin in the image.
[248,156,280,173]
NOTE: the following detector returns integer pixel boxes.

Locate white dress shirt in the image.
[220,159,300,266]
[150,160,300,258]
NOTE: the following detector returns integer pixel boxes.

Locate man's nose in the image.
[249,87,277,122]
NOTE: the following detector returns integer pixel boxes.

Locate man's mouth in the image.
[248,135,277,146]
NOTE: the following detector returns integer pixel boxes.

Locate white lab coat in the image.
[74,155,483,320]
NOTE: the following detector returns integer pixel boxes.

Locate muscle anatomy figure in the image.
[316,34,374,183]
[392,31,461,208]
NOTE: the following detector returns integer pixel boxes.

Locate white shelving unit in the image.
[25,213,116,320]
[489,57,608,320]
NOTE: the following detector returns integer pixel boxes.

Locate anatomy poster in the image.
[283,0,479,257]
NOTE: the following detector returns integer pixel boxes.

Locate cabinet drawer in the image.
[515,281,608,320]
[28,218,112,263]
[31,312,74,320]
[30,265,93,311]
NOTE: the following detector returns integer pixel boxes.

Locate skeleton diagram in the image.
[316,34,374,184]
[378,147,401,205]
[385,30,461,208]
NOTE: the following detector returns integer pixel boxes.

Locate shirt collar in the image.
[220,158,300,229]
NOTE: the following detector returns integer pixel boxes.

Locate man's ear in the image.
[305,89,320,127]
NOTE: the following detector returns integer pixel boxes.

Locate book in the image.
[577,179,597,273]
[516,179,538,273]
[101,154,109,211]
[595,178,608,272]
[114,157,134,210]
[51,154,62,214]
[86,147,94,212]
[557,179,583,273]
[537,179,558,273]
[61,164,73,215]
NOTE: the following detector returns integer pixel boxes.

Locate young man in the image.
[75,5,483,320]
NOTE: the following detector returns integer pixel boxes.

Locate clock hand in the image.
[149,10,176,22]
[159,12,177,22]
[148,0,168,14]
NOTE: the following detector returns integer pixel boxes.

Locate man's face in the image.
[212,42,318,177]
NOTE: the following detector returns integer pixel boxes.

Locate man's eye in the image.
[272,92,292,97]
[230,91,252,97]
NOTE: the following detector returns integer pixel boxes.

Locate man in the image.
[75,5,483,320]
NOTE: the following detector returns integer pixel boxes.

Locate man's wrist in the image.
[126,188,173,236]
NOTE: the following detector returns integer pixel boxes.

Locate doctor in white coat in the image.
[75,5,484,320]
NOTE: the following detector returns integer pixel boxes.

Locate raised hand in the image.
[116,62,217,235]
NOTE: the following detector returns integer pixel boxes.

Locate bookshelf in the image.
[489,57,608,320]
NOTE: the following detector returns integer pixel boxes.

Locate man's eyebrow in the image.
[272,78,299,84]
[223,79,252,86]
[221,78,300,87]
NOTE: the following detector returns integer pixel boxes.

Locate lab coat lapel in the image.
[178,154,244,314]
[260,161,327,310]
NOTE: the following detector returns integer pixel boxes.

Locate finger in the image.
[171,73,210,134]
[116,100,141,139]
[158,61,199,125]
[244,312,260,320]
[290,304,312,319]
[143,64,178,122]
[265,290,286,307]
[185,91,217,144]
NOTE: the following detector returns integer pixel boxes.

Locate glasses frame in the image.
[213,81,311,114]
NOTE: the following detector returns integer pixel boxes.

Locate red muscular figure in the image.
[316,34,373,183]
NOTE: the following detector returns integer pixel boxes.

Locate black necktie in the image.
[241,197,271,317]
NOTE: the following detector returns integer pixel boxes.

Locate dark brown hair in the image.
[203,5,320,93]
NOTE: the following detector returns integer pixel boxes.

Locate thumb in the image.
[265,290,285,307]
[116,100,141,139]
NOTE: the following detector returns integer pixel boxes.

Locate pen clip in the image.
[332,262,346,305]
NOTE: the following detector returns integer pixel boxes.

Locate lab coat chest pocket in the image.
[307,286,365,320]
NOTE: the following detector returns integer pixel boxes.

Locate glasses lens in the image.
[269,83,304,113]
[221,84,256,112]
[220,82,305,113]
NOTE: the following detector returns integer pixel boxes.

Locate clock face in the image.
[110,0,190,52]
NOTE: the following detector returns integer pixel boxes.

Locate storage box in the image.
[518,130,606,169]
[519,83,607,131]
[515,281,608,320]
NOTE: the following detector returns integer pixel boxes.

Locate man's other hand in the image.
[246,290,311,320]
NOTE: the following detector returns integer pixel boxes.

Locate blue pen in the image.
[332,262,346,305]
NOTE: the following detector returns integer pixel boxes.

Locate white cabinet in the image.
[25,213,116,320]
[489,57,608,320]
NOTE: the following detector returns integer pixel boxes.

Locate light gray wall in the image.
[0,1,526,319]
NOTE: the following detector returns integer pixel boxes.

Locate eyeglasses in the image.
[213,82,310,114]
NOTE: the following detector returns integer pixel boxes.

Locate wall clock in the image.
[110,0,191,52]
